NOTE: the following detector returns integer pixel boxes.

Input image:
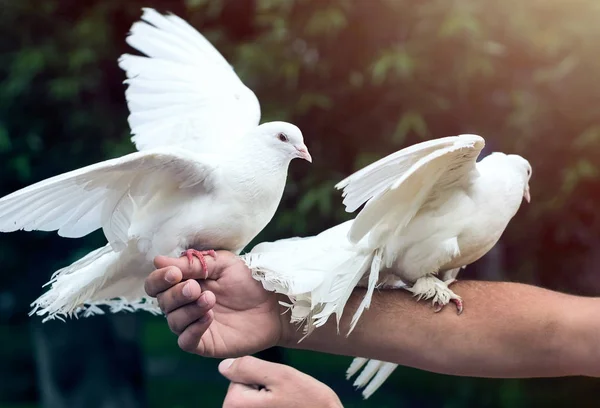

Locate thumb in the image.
[219,356,281,386]
[153,253,220,280]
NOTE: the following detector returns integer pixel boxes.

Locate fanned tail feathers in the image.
[311,252,374,333]
[242,221,382,337]
[30,244,159,322]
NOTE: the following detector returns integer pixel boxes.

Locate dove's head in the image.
[254,122,312,164]
[507,154,532,203]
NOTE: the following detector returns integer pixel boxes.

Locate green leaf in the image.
[393,111,429,143]
[305,8,347,37]
[561,159,599,194]
[574,126,600,149]
[371,55,392,85]
[25,132,43,152]
[48,77,81,101]
[296,93,333,114]
[68,48,96,71]
[297,189,321,214]
[439,10,482,38]
[371,49,415,84]
[185,0,210,8]
[533,55,577,83]
[354,153,383,171]
[9,155,32,181]
[0,124,12,153]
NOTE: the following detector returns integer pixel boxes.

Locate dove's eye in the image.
[277,133,289,142]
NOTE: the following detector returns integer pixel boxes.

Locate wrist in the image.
[275,294,301,348]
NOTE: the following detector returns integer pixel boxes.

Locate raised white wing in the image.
[0,148,218,250]
[336,134,485,244]
[118,8,260,152]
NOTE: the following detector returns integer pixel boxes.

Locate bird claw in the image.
[433,298,463,315]
[182,249,216,275]
[406,275,464,315]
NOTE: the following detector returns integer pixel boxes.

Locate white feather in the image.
[0,149,217,248]
[118,8,260,152]
[343,134,485,245]
[347,359,399,399]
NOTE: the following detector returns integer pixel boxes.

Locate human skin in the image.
[145,251,600,379]
[218,356,343,408]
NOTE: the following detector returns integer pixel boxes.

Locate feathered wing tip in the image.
[347,247,383,334]
[346,357,368,378]
[30,244,158,322]
[30,245,115,321]
[241,249,327,339]
[310,251,375,335]
[278,297,326,341]
[75,297,161,319]
[242,250,326,296]
[346,358,399,399]
[241,226,376,338]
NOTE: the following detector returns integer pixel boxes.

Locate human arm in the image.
[291,281,600,378]
[145,252,600,378]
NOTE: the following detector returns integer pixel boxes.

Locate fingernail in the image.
[219,358,235,371]
[182,282,194,298]
[165,269,178,283]
[197,294,208,307]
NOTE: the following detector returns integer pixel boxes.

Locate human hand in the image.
[219,356,343,408]
[145,251,291,358]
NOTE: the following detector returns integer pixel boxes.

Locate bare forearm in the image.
[281,281,600,378]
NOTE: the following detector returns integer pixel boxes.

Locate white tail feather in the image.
[347,358,399,399]
[30,244,159,322]
[346,357,368,378]
[348,247,383,334]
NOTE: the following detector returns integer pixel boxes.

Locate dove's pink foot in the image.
[434,298,463,315]
[182,249,216,274]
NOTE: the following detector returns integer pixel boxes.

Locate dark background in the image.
[1,0,600,407]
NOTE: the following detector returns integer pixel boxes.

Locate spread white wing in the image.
[118,8,261,152]
[0,148,218,250]
[336,134,485,244]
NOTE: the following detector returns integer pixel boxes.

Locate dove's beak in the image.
[296,145,312,163]
[524,185,531,203]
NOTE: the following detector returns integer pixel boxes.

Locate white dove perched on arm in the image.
[243,134,531,398]
[0,8,311,322]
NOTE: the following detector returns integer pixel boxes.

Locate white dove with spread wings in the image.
[243,134,531,398]
[0,8,311,321]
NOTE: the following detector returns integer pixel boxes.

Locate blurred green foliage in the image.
[1,0,600,406]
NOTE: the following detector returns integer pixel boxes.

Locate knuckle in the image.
[143,280,152,296]
[156,293,165,312]
[166,266,182,282]
[235,355,254,371]
[277,364,297,382]
[177,334,196,353]
[170,282,191,307]
[167,315,182,334]
[144,274,159,297]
